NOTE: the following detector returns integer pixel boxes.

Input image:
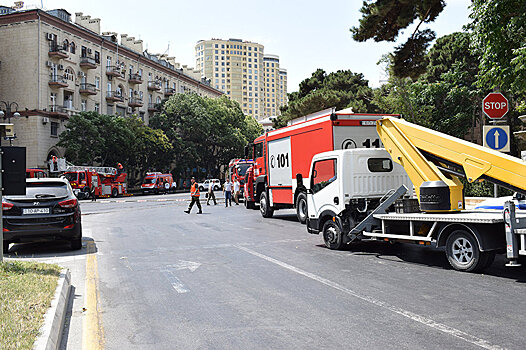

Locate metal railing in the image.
[80,56,97,65]
[106,91,124,101]
[128,73,143,82]
[129,97,143,105]
[49,74,67,84]
[147,81,161,90]
[48,104,67,113]
[80,82,96,91]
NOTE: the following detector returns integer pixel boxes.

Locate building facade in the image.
[195,38,287,121]
[0,8,222,168]
[262,54,288,117]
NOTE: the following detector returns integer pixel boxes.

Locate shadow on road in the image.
[316,241,526,282]
[5,236,98,258]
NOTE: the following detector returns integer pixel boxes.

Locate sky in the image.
[28,0,471,92]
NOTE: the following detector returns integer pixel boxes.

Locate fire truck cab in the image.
[228,158,253,192]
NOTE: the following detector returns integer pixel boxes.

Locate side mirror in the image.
[296,173,303,187]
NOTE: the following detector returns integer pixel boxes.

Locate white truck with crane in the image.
[305,117,526,272]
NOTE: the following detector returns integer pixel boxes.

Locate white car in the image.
[198,179,221,191]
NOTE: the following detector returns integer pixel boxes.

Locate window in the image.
[81,99,87,111]
[311,159,337,194]
[95,103,100,113]
[70,42,76,54]
[254,142,263,158]
[51,122,59,137]
[367,158,393,172]
[81,46,87,57]
[95,76,100,89]
[94,51,100,63]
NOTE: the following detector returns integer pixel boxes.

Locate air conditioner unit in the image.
[58,64,64,70]
[127,107,132,113]
[46,33,54,41]
[42,117,49,124]
[46,61,53,67]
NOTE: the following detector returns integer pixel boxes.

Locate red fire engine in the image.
[63,165,127,198]
[228,159,254,191]
[243,107,399,223]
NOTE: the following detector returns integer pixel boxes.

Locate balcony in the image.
[147,81,161,91]
[48,43,68,58]
[79,82,97,95]
[48,105,68,117]
[128,97,143,108]
[164,88,176,97]
[106,91,124,103]
[48,74,68,88]
[80,56,98,69]
[106,65,123,78]
[128,73,143,84]
[148,103,159,112]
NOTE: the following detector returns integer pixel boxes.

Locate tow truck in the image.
[305,117,526,272]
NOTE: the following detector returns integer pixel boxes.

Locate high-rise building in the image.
[263,55,288,117]
[195,38,287,120]
[0,8,221,168]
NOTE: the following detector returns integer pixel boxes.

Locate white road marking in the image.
[161,269,189,294]
[236,245,504,350]
[167,260,201,272]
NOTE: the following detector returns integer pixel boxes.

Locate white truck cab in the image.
[305,149,412,249]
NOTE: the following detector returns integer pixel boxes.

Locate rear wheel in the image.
[445,230,490,272]
[296,192,307,224]
[70,237,82,250]
[3,241,9,254]
[111,188,118,198]
[199,186,204,192]
[214,185,219,191]
[259,191,274,218]
[323,220,345,250]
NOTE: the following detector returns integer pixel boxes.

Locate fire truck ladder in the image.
[64,161,117,176]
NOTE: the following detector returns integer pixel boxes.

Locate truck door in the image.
[307,158,340,219]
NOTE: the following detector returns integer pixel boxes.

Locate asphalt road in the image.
[7,192,526,349]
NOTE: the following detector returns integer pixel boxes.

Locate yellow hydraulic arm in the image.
[377,117,526,212]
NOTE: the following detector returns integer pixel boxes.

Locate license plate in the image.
[23,208,50,215]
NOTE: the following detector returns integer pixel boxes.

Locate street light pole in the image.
[0,101,20,146]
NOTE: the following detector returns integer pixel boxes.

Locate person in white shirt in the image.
[207,180,217,205]
[233,179,241,205]
[223,179,232,207]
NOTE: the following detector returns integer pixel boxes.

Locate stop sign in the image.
[483,92,508,119]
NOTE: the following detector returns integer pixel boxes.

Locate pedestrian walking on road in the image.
[206,181,217,205]
[184,177,202,214]
[233,179,240,205]
[223,179,232,207]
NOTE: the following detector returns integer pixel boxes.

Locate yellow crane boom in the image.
[377,117,526,212]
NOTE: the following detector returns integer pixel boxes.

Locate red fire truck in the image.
[141,172,175,194]
[228,159,254,191]
[243,107,399,223]
[63,165,127,199]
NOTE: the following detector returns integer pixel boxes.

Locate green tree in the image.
[468,0,526,96]
[277,69,377,127]
[351,0,446,79]
[150,94,262,180]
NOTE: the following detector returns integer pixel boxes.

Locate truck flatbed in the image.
[373,211,526,224]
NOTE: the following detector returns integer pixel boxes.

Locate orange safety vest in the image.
[190,183,200,197]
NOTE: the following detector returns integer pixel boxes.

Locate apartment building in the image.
[195,38,287,121]
[0,8,222,168]
[263,55,288,117]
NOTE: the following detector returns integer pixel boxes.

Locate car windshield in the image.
[144,178,156,184]
[7,182,69,199]
[64,172,77,182]
[236,164,251,176]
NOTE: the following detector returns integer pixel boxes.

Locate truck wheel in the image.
[445,230,488,272]
[3,241,9,254]
[199,186,204,192]
[322,220,345,250]
[296,193,308,224]
[259,192,274,218]
[244,195,255,210]
[111,188,118,198]
[214,185,219,191]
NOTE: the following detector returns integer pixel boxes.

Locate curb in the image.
[34,268,71,350]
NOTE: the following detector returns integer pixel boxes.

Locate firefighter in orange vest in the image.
[184,177,202,214]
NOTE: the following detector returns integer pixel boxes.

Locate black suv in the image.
[3,178,82,253]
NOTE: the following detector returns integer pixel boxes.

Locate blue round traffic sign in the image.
[485,127,508,150]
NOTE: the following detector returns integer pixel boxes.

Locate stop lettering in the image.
[482,92,508,119]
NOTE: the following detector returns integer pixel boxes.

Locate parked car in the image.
[198,179,221,192]
[2,178,82,253]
